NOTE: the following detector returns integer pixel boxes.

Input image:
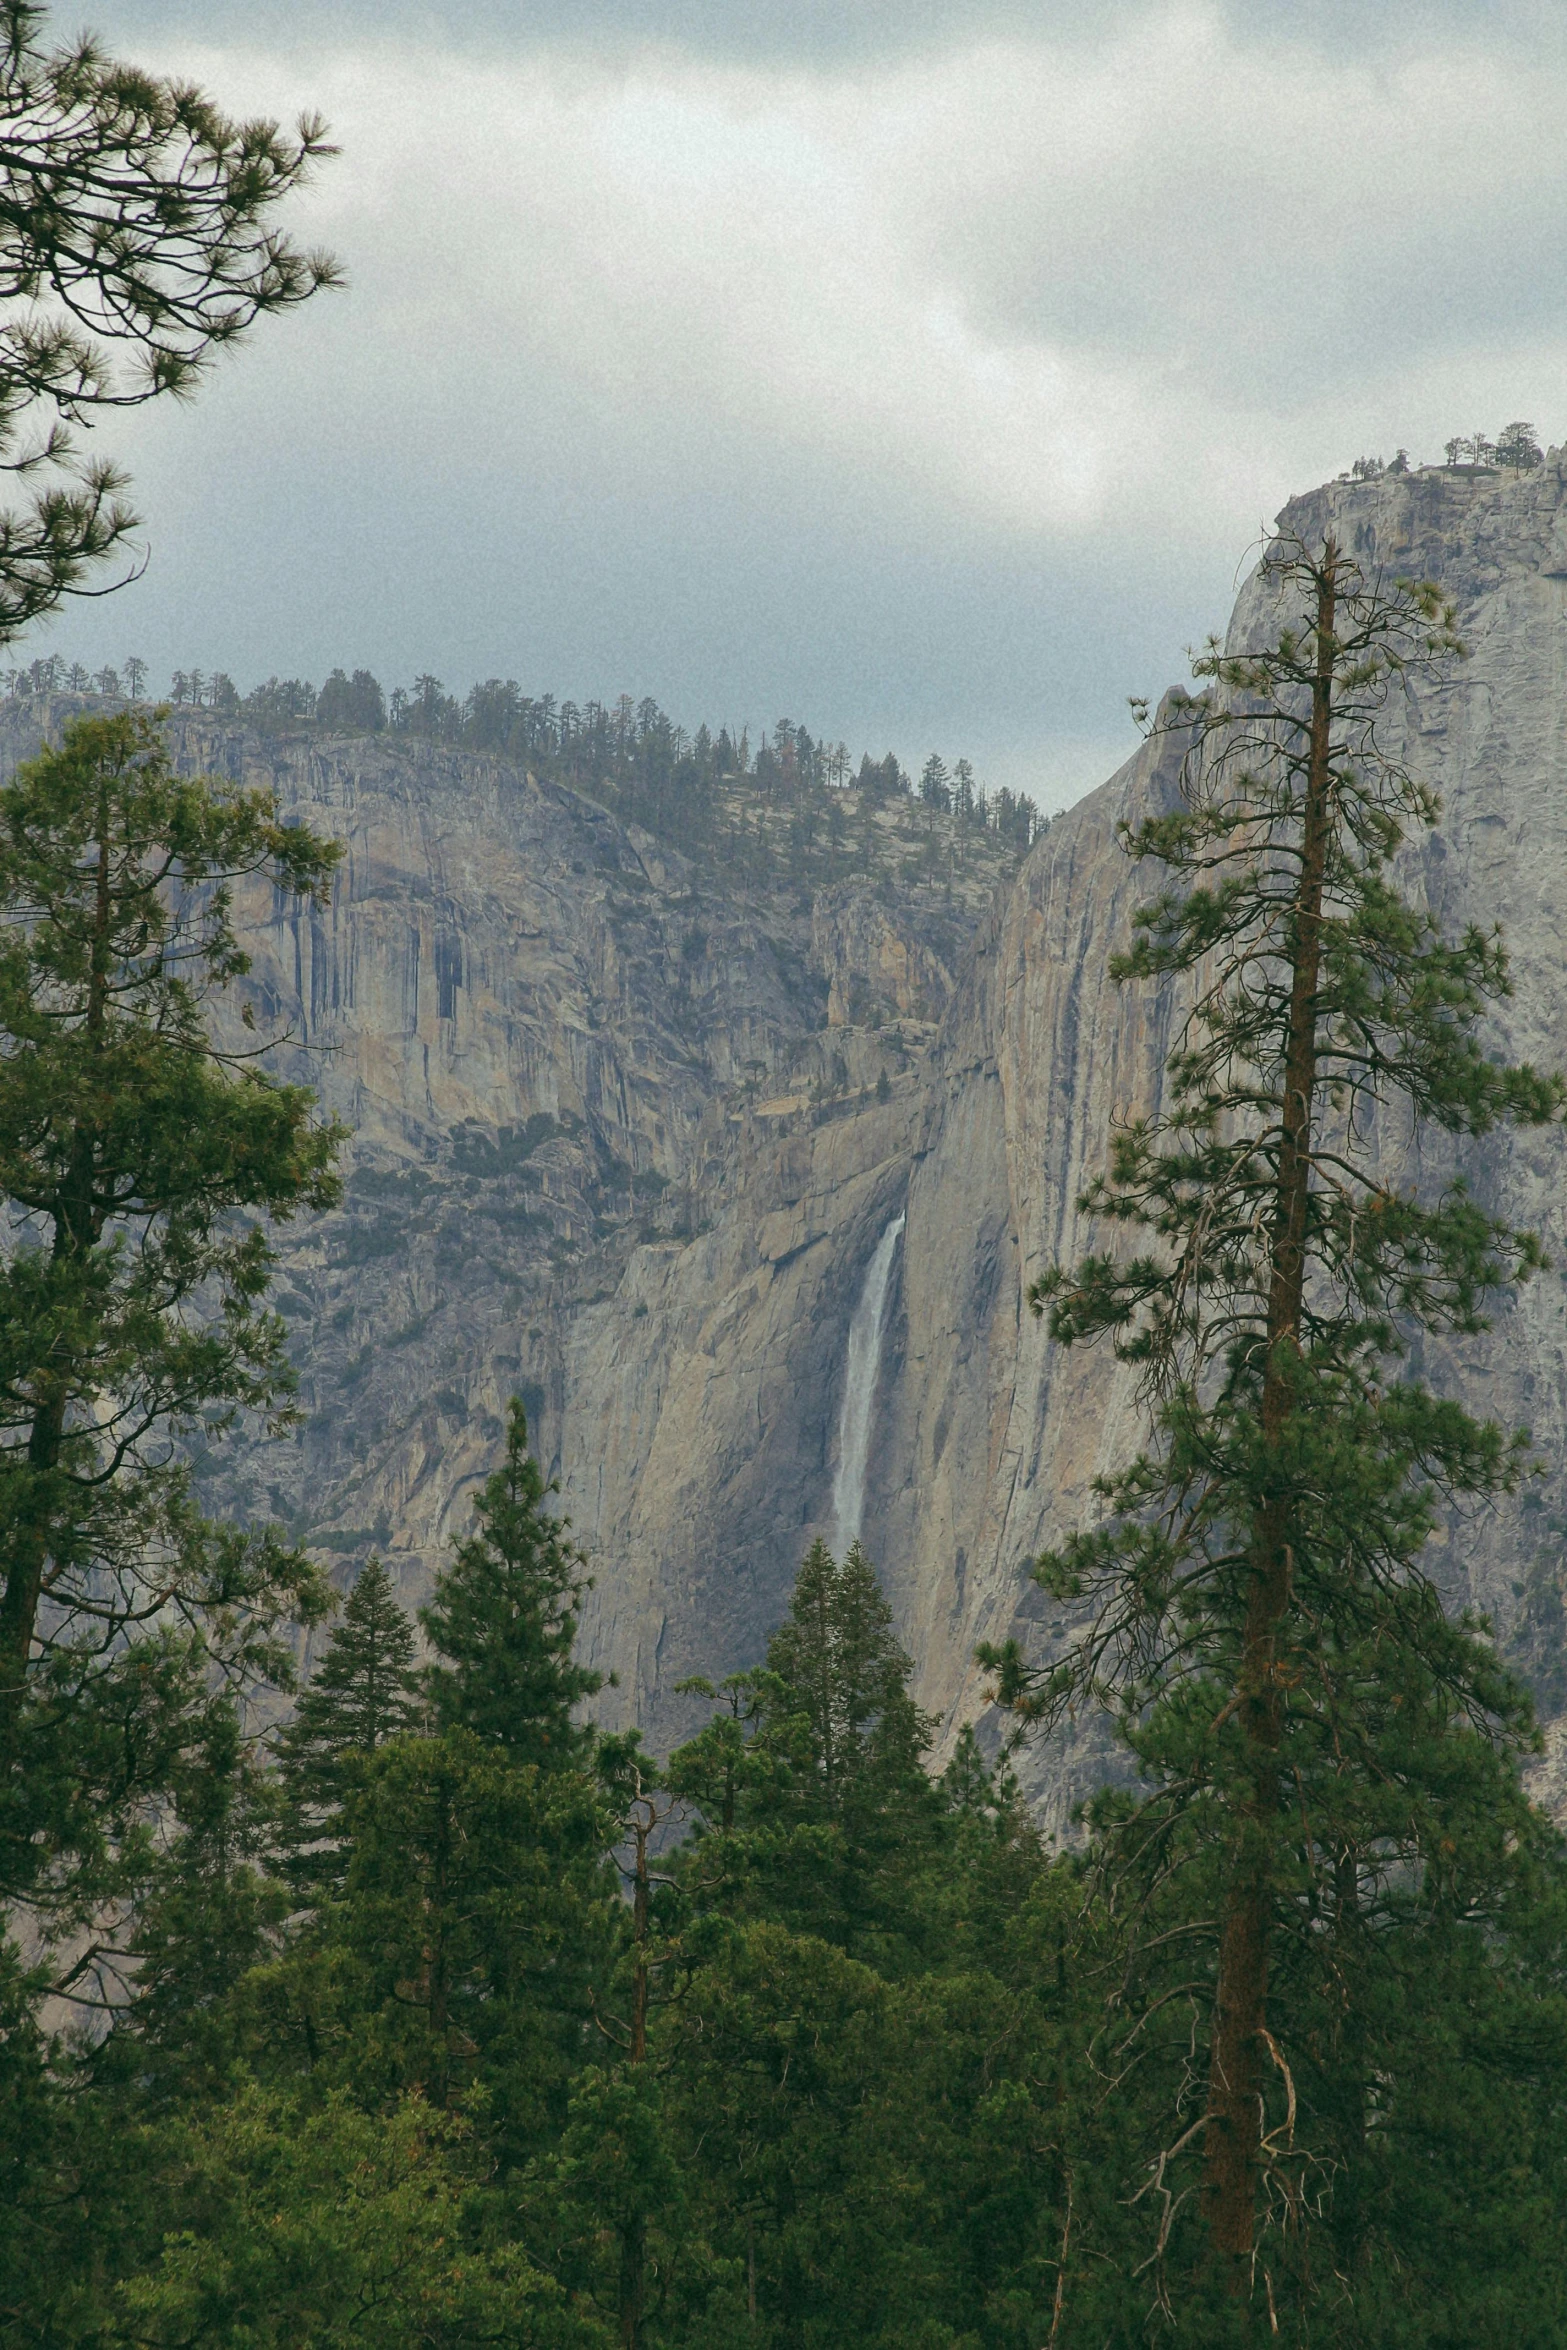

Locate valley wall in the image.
[10,456,1567,1809]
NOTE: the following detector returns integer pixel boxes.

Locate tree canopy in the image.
[0,1,338,638]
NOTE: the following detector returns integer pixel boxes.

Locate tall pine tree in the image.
[0,710,341,1952]
[983,532,1564,2312]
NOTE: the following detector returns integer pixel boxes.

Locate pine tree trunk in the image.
[0,806,110,1730]
[619,2214,645,2350]
[1201,545,1338,2275]
[630,1812,649,2065]
[1329,1846,1369,2267]
[426,1769,453,2109]
[0,1390,66,1723]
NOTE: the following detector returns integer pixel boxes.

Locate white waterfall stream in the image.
[829,1210,905,1557]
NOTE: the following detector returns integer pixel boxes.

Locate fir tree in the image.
[422,1399,601,1766]
[765,1538,928,1818]
[274,1558,423,1899]
[671,1540,938,1966]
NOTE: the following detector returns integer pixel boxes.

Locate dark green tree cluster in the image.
[4,1459,1101,2347]
[12,660,1046,884]
[16,1466,1562,2347]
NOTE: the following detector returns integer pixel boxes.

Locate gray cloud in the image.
[84,0,1567,68]
[32,3,1567,808]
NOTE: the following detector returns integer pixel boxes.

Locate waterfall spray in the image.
[830,1210,905,1557]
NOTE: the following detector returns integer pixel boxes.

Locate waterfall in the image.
[830,1210,905,1557]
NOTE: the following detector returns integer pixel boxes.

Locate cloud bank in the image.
[44,0,1567,805]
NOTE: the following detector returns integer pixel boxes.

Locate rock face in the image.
[867,458,1567,1818]
[553,457,1567,1807]
[0,701,1007,1713]
[10,458,1567,1800]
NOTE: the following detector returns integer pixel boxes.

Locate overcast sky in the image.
[35,0,1567,807]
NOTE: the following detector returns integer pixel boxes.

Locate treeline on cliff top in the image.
[5,652,1048,869]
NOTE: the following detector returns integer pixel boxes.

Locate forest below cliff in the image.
[6,604,1567,2348]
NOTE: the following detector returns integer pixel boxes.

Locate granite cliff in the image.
[559,455,1567,1812]
[9,458,1567,1809]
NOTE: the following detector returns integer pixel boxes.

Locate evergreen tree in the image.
[0,710,342,1947]
[117,2085,601,2350]
[423,1399,601,1766]
[918,753,951,812]
[983,532,1563,2310]
[274,1558,423,1899]
[670,1540,938,1967]
[325,1727,612,2144]
[316,666,387,734]
[0,4,338,642]
[245,1410,618,2172]
[103,1704,286,2107]
[765,1539,927,1815]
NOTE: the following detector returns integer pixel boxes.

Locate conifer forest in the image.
[3,5,1567,2345]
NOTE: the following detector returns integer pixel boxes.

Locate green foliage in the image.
[423,1399,602,1766]
[119,2086,599,2349]
[274,1557,423,1901]
[530,2064,701,2348]
[669,1539,940,1966]
[0,709,342,1947]
[4,1508,1564,2348]
[300,1728,612,2144]
[0,1,338,641]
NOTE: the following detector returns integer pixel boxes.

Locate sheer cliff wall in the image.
[556,458,1567,1808]
[8,457,1567,1801]
[865,459,1567,1815]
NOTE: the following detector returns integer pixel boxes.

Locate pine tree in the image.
[262,1408,620,2163]
[422,1399,601,1766]
[982,531,1563,2304]
[274,1558,423,1900]
[0,710,342,1940]
[765,1539,928,1818]
[0,4,338,643]
[331,1727,612,2134]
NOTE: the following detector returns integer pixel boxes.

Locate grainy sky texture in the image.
[37,0,1567,806]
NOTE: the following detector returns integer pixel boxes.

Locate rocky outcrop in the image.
[811,882,956,1027]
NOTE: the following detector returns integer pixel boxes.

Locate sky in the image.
[28,0,1567,809]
